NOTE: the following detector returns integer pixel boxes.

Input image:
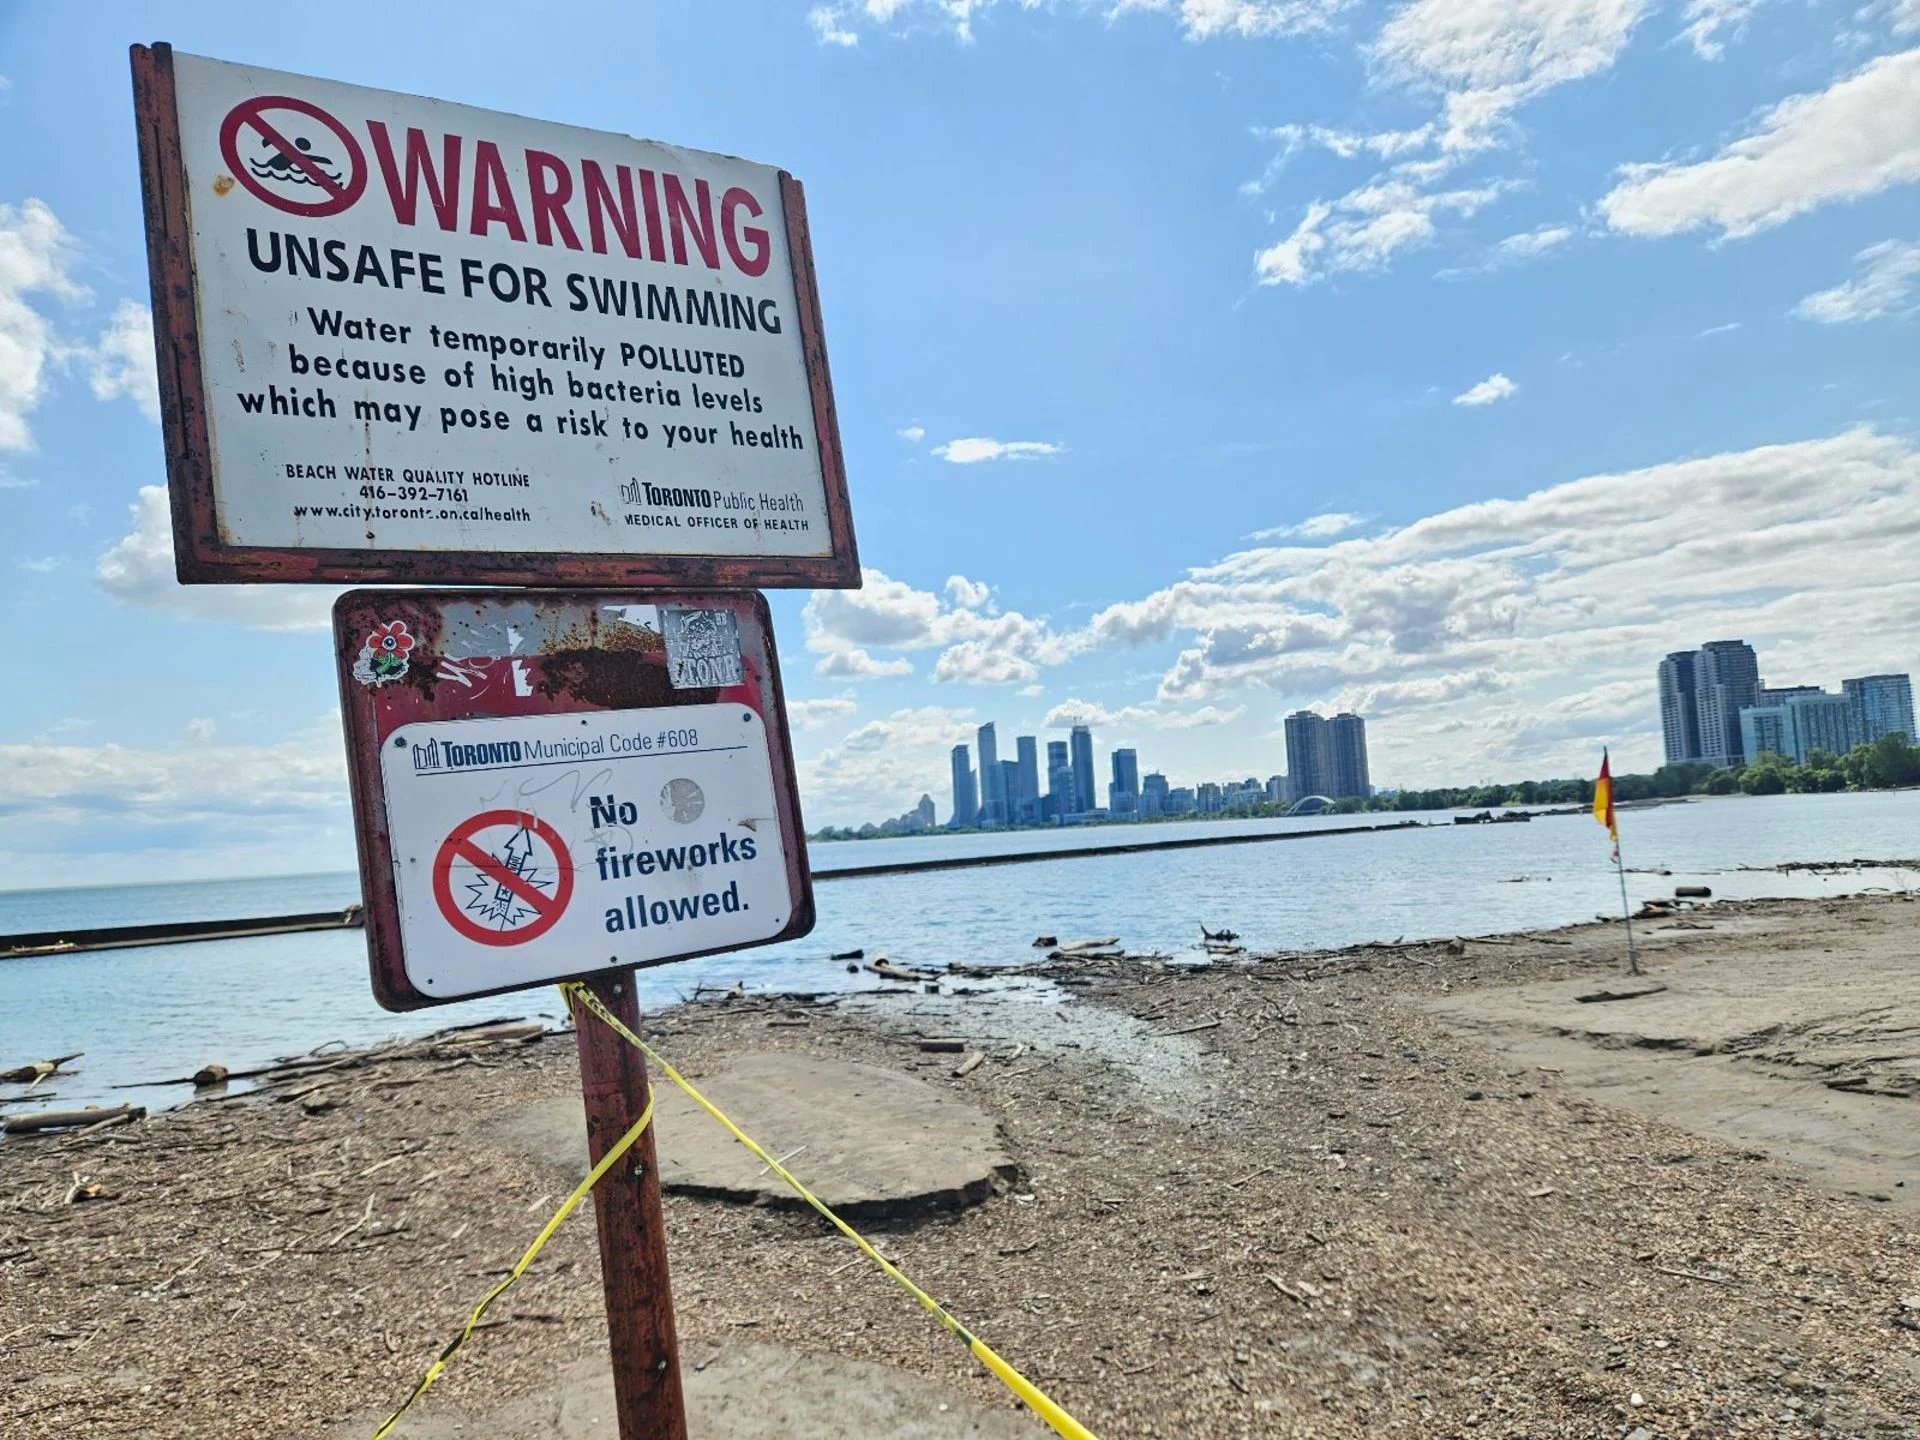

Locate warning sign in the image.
[431,810,574,946]
[131,44,856,589]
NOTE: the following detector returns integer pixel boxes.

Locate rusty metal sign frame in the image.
[334,588,815,1011]
[131,42,860,591]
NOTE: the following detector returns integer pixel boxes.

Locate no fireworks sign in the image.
[334,590,813,1010]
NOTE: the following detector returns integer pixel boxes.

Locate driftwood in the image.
[917,1038,967,1053]
[0,1052,82,1087]
[1032,934,1058,949]
[1057,937,1120,954]
[1201,925,1240,943]
[1575,983,1668,1004]
[954,1051,986,1078]
[828,948,864,961]
[868,959,940,983]
[4,1104,144,1135]
[123,1020,545,1090]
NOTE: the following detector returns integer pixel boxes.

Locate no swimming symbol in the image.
[432,810,575,947]
[218,94,367,218]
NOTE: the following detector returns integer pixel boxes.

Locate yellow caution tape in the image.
[561,981,1100,1440]
[373,983,1099,1440]
[369,1037,655,1440]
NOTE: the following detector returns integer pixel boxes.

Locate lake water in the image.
[2,792,1915,1116]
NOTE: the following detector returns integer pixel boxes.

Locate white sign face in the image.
[380,703,793,998]
[168,52,832,558]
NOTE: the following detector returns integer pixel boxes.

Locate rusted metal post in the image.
[571,970,688,1440]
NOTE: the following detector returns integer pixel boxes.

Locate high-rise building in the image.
[914,795,936,830]
[1142,772,1169,817]
[1695,640,1761,768]
[1165,786,1196,815]
[1758,685,1822,707]
[1069,724,1096,816]
[1014,735,1041,825]
[1785,691,1863,761]
[1266,775,1287,805]
[948,744,976,828]
[1328,713,1370,798]
[1844,674,1915,743]
[1739,690,1867,766]
[976,722,1004,825]
[1283,710,1332,800]
[1738,706,1792,763]
[1109,748,1140,817]
[1657,651,1702,766]
[997,759,1020,823]
[1196,782,1223,814]
[1046,740,1072,821]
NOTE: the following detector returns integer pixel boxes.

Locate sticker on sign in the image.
[382,703,791,999]
[132,44,856,588]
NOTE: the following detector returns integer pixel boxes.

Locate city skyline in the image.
[1658,640,1912,771]
[906,707,1374,832]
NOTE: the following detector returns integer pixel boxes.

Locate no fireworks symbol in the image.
[432,811,575,947]
[218,94,367,218]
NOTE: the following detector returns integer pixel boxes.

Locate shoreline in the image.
[5,891,1917,1437]
[0,816,1438,959]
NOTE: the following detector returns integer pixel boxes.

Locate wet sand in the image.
[4,893,1918,1438]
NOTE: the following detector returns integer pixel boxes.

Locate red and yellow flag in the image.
[1592,749,1618,841]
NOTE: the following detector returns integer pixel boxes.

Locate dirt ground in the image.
[4,893,1920,1439]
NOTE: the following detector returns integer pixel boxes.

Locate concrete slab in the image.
[336,1342,1041,1439]
[492,1052,1016,1219]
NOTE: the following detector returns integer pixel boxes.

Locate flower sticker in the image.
[352,619,415,687]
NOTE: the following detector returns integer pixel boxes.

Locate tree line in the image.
[1334,732,1920,813]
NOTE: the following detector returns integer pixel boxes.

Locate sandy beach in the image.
[5,891,1919,1439]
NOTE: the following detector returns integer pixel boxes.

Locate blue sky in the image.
[2,0,1918,884]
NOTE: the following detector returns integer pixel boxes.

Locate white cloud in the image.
[897,424,926,442]
[1896,0,1920,34]
[184,716,217,743]
[807,0,1350,46]
[815,647,914,679]
[945,574,993,608]
[1679,0,1762,59]
[85,299,160,421]
[1452,372,1518,406]
[1793,238,1920,323]
[1494,224,1574,259]
[1373,0,1655,152]
[16,554,60,574]
[799,704,978,821]
[1042,697,1247,729]
[787,695,860,730]
[803,566,1079,687]
[95,485,338,629]
[805,568,945,650]
[0,715,353,887]
[1601,49,1920,239]
[1697,320,1743,336]
[930,437,1063,464]
[1255,179,1508,285]
[1248,511,1365,541]
[0,198,87,452]
[809,6,861,44]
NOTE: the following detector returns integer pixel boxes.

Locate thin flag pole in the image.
[1594,747,1641,977]
[1612,832,1642,977]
